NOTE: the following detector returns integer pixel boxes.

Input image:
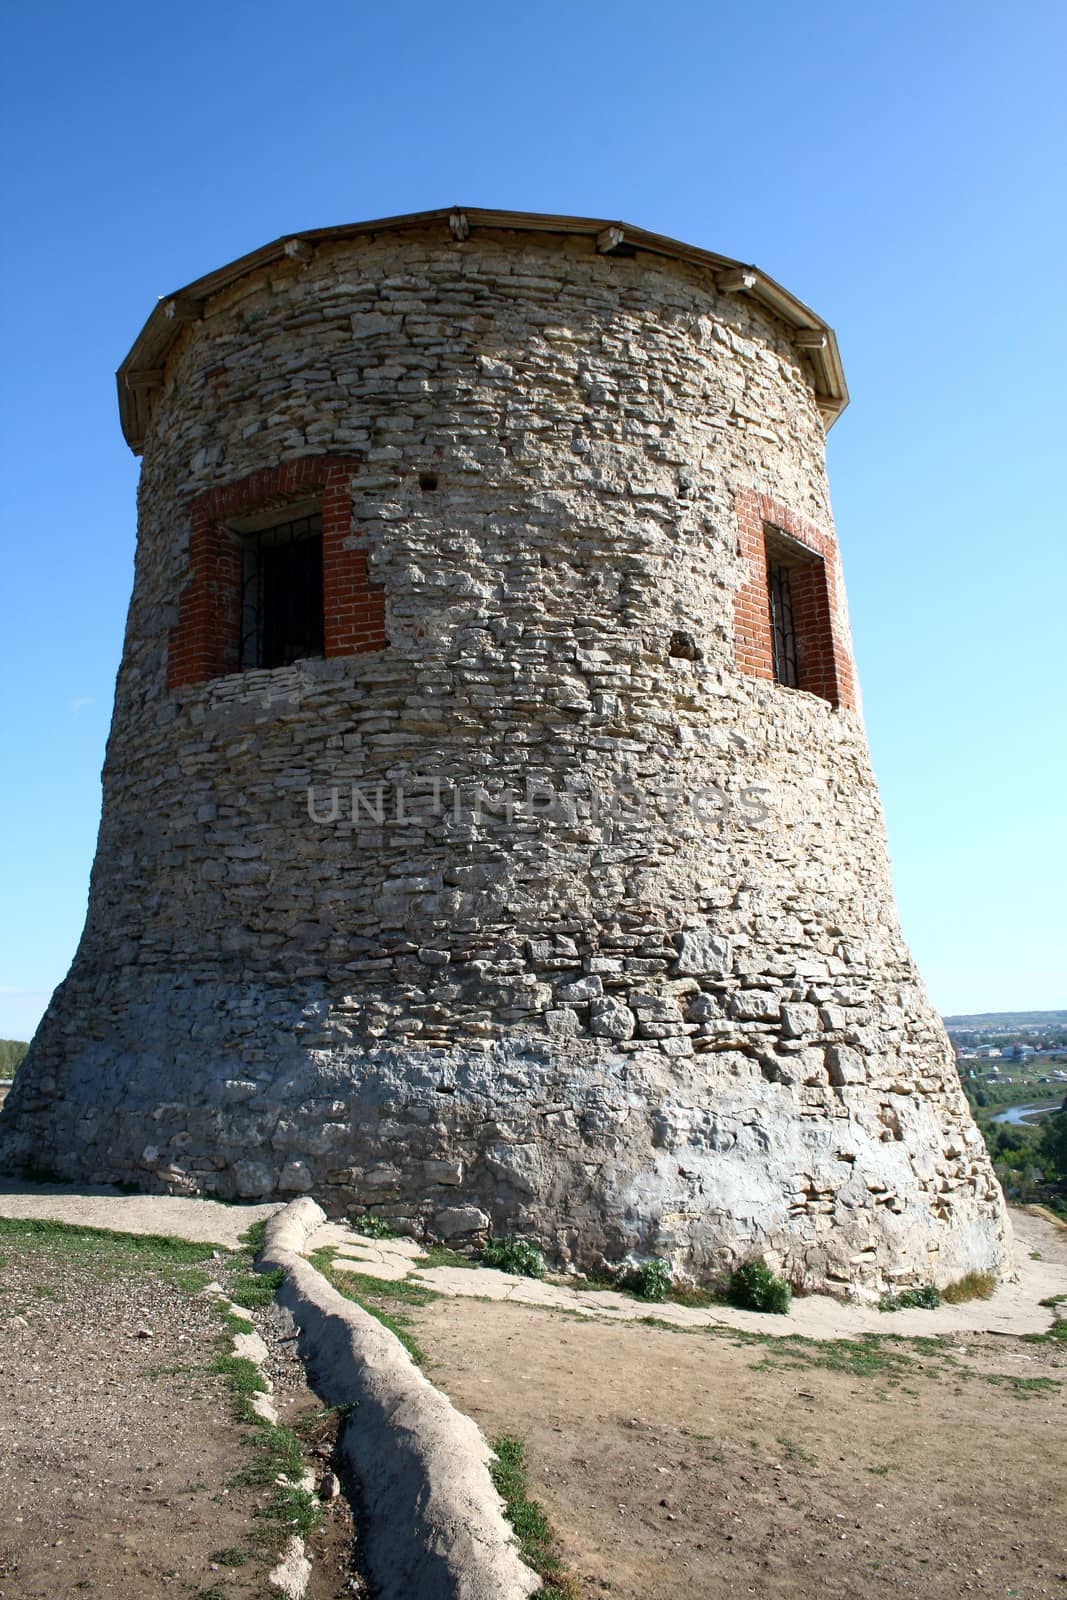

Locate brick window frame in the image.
[732,488,855,710]
[167,456,386,689]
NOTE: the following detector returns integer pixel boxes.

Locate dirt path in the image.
[0,1220,357,1600]
[0,1180,280,1246]
[407,1295,1067,1599]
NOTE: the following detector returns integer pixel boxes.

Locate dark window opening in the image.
[239,512,324,669]
[767,558,798,687]
[763,523,828,694]
[418,470,440,492]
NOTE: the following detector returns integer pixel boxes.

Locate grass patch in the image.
[978,1373,1057,1396]
[414,1243,471,1268]
[238,1219,267,1252]
[213,1353,264,1421]
[1024,1315,1067,1344]
[227,1267,284,1310]
[941,1271,997,1304]
[309,1246,432,1365]
[668,1284,726,1309]
[490,1435,580,1599]
[0,1216,216,1291]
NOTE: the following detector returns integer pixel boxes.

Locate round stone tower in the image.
[1,208,1010,1296]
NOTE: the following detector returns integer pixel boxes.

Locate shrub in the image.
[482,1237,545,1278]
[879,1282,941,1312]
[728,1257,792,1315]
[619,1259,673,1302]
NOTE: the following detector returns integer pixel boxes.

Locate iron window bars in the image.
[239,512,324,670]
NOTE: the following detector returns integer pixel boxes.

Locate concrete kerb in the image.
[259,1198,541,1600]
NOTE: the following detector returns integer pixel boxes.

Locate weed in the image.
[729,1258,792,1314]
[775,1435,816,1467]
[357,1216,397,1239]
[941,1271,996,1304]
[210,1548,247,1567]
[878,1283,941,1312]
[230,1421,306,1487]
[256,1480,322,1539]
[482,1237,546,1278]
[490,1435,580,1599]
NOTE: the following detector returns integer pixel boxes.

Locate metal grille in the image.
[239,513,324,669]
[767,560,798,688]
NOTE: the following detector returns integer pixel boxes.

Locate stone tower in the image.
[1,208,1010,1296]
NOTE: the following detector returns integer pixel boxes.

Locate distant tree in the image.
[0,1039,29,1077]
[1041,1110,1067,1183]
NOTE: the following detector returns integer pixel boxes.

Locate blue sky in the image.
[1,0,1064,1037]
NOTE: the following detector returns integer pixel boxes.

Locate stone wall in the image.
[0,220,1011,1296]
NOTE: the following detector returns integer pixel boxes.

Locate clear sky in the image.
[1,0,1064,1038]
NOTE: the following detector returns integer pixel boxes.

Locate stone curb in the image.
[260,1198,541,1600]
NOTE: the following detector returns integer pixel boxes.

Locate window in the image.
[238,510,324,669]
[766,549,798,688]
[763,523,834,699]
[167,457,386,690]
[732,489,854,711]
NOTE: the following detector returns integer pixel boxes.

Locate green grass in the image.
[489,1436,580,1599]
[977,1373,1057,1396]
[308,1246,433,1365]
[238,1219,267,1252]
[227,1267,285,1310]
[0,1215,217,1291]
[213,1353,265,1421]
[1024,1315,1067,1344]
[414,1243,471,1268]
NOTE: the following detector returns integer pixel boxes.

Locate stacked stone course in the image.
[0,211,1010,1297]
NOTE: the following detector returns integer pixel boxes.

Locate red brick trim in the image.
[167,456,386,688]
[732,488,855,710]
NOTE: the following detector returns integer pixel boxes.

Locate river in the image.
[991,1099,1063,1125]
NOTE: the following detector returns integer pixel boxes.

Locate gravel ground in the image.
[0,1222,362,1599]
